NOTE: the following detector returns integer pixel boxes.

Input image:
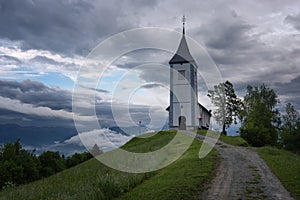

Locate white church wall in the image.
[172,102,192,126]
[172,85,192,102]
[171,63,195,127]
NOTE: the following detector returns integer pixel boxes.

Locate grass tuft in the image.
[197,130,249,147]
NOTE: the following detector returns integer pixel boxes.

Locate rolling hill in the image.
[0,130,219,200]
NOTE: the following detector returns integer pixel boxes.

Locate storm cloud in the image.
[0,0,300,153]
[0,0,157,55]
[0,79,72,111]
[0,79,165,130]
[285,12,300,31]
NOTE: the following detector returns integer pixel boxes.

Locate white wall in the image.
[171,63,195,127]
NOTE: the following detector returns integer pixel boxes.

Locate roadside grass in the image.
[0,130,218,200]
[257,146,300,200]
[197,130,248,147]
[220,136,248,147]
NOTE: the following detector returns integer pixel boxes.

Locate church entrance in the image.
[178,116,186,130]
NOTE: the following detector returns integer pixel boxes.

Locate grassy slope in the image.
[197,130,249,147]
[219,135,248,147]
[0,153,148,200]
[257,147,300,200]
[0,131,218,200]
[119,134,218,200]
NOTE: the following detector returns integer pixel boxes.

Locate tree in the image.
[0,140,94,191]
[281,103,300,152]
[65,152,92,168]
[208,80,242,135]
[240,85,280,146]
[66,153,82,168]
[17,149,40,183]
[38,151,65,177]
[282,103,299,135]
[0,140,40,189]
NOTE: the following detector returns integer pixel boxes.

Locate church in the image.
[166,17,211,130]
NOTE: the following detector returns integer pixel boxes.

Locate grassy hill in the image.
[197,130,249,147]
[0,130,219,200]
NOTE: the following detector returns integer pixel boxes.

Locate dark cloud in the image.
[0,79,72,111]
[0,107,74,128]
[204,21,254,51]
[275,76,300,109]
[111,49,171,85]
[95,102,152,128]
[0,0,158,55]
[128,0,158,8]
[0,55,21,64]
[285,12,300,31]
[1,0,300,144]
[78,85,109,94]
[0,80,160,129]
[94,88,109,94]
[29,55,63,66]
[192,15,261,67]
[113,49,171,69]
[186,10,300,100]
[140,83,164,89]
[28,55,81,71]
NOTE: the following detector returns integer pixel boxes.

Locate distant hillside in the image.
[0,131,218,200]
[0,124,134,145]
[0,124,76,145]
[0,124,142,155]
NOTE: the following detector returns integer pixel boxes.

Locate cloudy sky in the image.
[0,0,299,155]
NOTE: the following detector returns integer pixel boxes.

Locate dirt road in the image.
[187,131,293,200]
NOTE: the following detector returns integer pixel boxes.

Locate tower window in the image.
[178,70,186,80]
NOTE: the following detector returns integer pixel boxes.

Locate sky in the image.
[0,0,299,155]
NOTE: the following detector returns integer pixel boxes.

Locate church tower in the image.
[168,16,199,130]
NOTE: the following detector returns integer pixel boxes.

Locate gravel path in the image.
[184,131,294,200]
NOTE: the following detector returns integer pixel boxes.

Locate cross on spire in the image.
[182,15,186,35]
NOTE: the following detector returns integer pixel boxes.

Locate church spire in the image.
[169,15,194,64]
[182,15,186,35]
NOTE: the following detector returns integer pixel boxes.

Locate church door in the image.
[178,116,186,130]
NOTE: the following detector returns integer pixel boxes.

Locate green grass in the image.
[0,131,218,200]
[219,135,248,147]
[0,155,150,200]
[121,130,176,153]
[257,146,300,199]
[197,130,249,147]
[119,135,219,200]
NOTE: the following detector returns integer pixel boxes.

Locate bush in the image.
[283,133,300,154]
[0,140,40,189]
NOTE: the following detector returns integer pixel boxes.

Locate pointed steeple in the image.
[182,15,186,35]
[169,15,194,64]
